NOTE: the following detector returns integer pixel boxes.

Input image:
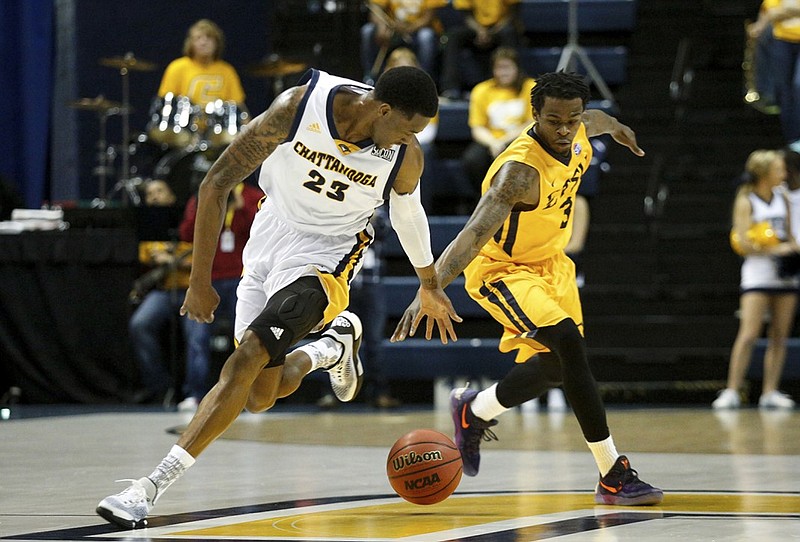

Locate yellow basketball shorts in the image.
[463,251,584,362]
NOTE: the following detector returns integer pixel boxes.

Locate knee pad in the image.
[248,276,327,367]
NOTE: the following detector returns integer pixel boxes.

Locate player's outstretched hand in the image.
[611,120,645,157]
[391,287,462,344]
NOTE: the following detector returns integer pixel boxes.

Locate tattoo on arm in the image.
[436,162,533,286]
[206,87,303,192]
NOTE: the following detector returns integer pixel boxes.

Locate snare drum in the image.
[202,99,249,148]
[146,93,200,148]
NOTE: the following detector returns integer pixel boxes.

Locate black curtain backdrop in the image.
[0,230,139,403]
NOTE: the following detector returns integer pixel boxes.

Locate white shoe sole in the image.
[325,310,364,402]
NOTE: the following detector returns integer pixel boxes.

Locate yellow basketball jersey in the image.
[478,122,593,264]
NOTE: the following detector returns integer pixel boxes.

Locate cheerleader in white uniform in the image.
[714,149,799,410]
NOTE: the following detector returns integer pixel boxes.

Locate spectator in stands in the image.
[157,19,246,110]
[392,72,663,506]
[176,181,262,412]
[439,0,523,100]
[129,180,193,405]
[713,149,798,410]
[746,2,779,113]
[384,47,440,211]
[748,1,800,145]
[462,47,535,196]
[360,0,447,85]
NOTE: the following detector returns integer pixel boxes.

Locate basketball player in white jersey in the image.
[97,66,461,529]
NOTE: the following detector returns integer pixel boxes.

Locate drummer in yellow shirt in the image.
[153,19,248,150]
[158,19,245,106]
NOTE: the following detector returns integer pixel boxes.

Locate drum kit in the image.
[70,52,306,206]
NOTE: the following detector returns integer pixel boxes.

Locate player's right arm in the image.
[181,84,307,323]
[391,160,539,341]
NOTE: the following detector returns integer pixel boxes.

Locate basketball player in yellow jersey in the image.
[393,72,664,505]
[157,19,246,107]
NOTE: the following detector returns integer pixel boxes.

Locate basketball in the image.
[386,429,462,505]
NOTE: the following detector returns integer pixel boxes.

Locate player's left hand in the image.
[610,121,645,157]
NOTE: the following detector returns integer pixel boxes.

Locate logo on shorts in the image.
[270,326,284,340]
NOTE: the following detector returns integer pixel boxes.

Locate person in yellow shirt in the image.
[463,47,535,196]
[749,1,800,144]
[158,19,245,107]
[392,71,663,506]
[151,19,248,150]
[439,0,522,99]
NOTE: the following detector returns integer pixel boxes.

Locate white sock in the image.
[587,436,619,477]
[470,384,509,421]
[147,445,196,499]
[297,337,341,371]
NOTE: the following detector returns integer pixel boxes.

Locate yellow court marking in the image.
[171,492,800,538]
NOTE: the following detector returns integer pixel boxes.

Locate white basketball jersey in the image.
[257,69,406,237]
[748,188,788,240]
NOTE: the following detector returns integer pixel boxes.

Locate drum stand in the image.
[556,0,616,104]
[92,107,118,200]
[98,52,157,206]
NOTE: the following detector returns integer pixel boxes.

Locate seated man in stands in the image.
[129,180,193,405]
[439,0,523,100]
[360,0,447,84]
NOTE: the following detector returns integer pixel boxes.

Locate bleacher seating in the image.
[749,339,800,381]
[519,0,637,33]
[519,46,628,86]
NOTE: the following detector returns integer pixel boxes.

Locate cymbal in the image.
[247,56,307,78]
[99,54,156,72]
[69,96,132,113]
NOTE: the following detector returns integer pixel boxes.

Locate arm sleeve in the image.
[389,185,434,268]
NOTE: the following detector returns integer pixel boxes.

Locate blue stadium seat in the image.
[519,46,628,86]
[519,0,637,33]
[436,101,471,142]
[380,338,515,379]
[749,339,800,380]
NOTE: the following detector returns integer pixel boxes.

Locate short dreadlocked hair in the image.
[374,66,438,119]
[530,72,591,113]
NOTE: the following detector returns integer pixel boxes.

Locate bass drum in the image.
[152,148,222,206]
[128,136,171,181]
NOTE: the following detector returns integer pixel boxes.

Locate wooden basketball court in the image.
[2,403,798,541]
